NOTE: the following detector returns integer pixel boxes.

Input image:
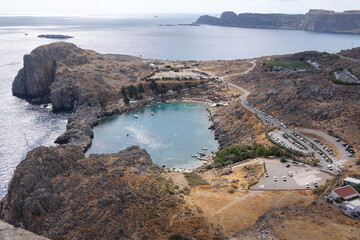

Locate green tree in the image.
[127,85,139,99]
[138,83,145,93]
[123,96,130,104]
[150,80,159,93]
[121,86,127,98]
[159,83,167,94]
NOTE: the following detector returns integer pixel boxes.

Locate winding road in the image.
[219,60,352,173]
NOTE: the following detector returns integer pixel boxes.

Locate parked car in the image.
[282,176,286,181]
[288,172,293,177]
[313,182,318,187]
[265,172,269,177]
[306,183,310,189]
[328,165,333,170]
[273,176,277,182]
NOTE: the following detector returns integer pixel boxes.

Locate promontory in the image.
[195,9,360,34]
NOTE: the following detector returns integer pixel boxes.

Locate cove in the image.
[87,102,219,169]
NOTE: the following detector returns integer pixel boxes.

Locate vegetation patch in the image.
[183,173,209,187]
[213,143,286,167]
[264,59,311,69]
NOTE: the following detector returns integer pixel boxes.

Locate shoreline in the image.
[89,95,221,173]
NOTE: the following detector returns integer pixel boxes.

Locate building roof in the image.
[333,185,359,198]
[344,177,360,185]
[347,199,360,207]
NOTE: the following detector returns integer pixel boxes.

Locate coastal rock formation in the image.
[12,42,152,150]
[0,220,49,240]
[12,42,150,110]
[301,10,360,33]
[196,9,360,33]
[196,11,302,30]
[12,42,90,103]
[0,146,216,240]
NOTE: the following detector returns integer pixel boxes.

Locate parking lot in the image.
[253,160,330,190]
[334,69,360,83]
[269,130,310,154]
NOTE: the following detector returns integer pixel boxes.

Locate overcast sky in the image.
[1,0,360,16]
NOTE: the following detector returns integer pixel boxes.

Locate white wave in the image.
[125,124,169,150]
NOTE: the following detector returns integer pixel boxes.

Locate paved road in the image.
[220,60,352,173]
[337,54,360,64]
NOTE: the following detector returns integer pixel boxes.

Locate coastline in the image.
[87,93,222,173]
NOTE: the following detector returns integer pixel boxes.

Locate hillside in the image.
[196,9,360,33]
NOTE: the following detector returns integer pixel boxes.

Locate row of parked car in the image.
[291,132,331,162]
[343,143,355,158]
[313,139,335,156]
[282,133,306,151]
[264,171,318,188]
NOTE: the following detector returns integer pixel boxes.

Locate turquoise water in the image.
[87,102,219,169]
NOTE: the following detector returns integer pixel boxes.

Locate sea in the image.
[0,14,359,198]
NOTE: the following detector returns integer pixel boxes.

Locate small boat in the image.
[134,115,138,118]
[191,154,198,158]
[202,148,208,150]
[151,112,154,115]
[198,152,206,156]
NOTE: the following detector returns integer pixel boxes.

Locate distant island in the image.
[38,34,74,39]
[195,9,360,34]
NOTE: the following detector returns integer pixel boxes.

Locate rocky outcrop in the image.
[0,146,215,239]
[196,9,360,33]
[0,220,49,240]
[12,42,148,111]
[12,42,152,150]
[196,11,302,30]
[12,42,90,104]
[301,9,360,33]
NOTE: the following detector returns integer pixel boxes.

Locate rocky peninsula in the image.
[196,9,360,34]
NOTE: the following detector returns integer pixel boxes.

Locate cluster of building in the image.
[329,177,360,219]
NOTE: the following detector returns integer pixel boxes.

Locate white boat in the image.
[151,112,154,115]
[202,148,208,150]
[134,115,138,118]
[191,154,198,158]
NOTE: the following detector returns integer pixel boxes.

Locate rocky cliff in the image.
[196,9,360,33]
[12,42,150,110]
[12,42,152,150]
[196,11,302,30]
[0,146,216,239]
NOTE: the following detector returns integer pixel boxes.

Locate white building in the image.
[345,199,360,214]
[343,177,360,187]
[331,185,359,200]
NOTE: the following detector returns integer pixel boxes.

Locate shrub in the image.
[312,185,327,195]
[213,143,285,167]
[356,159,360,165]
[227,189,235,194]
[183,173,209,187]
[169,234,188,240]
